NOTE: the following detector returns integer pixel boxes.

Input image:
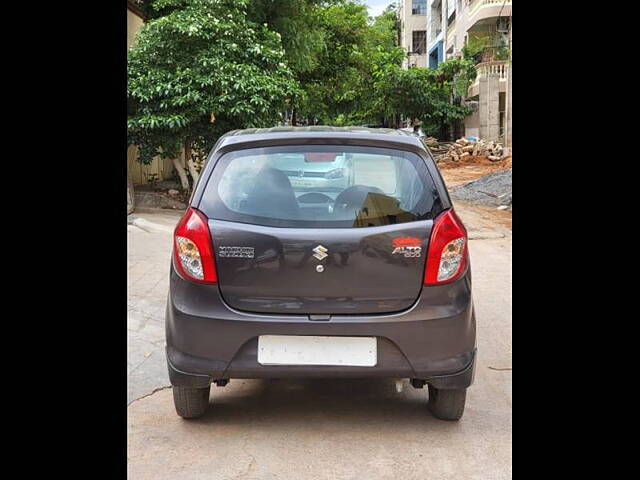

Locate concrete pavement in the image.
[127,210,182,404]
[127,204,511,479]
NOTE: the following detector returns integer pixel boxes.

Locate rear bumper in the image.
[166,267,476,389]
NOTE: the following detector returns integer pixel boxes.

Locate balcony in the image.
[467,60,509,98]
[469,0,512,10]
[467,0,512,28]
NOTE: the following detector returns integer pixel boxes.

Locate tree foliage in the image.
[462,33,510,64]
[248,0,335,75]
[370,3,401,51]
[371,57,476,134]
[296,2,370,123]
[127,0,299,163]
[128,0,480,168]
[285,1,476,136]
[292,1,403,126]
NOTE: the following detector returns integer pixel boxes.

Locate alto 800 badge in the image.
[391,237,422,258]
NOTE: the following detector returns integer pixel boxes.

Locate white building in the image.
[398,0,512,146]
[426,0,444,68]
[454,1,511,145]
[397,0,428,68]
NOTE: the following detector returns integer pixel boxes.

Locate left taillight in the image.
[173,207,217,283]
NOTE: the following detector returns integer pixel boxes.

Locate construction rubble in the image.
[450,169,512,210]
[424,137,507,163]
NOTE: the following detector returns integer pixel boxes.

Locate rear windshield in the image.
[199,145,443,228]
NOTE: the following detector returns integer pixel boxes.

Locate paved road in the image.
[127,205,511,479]
[127,211,180,404]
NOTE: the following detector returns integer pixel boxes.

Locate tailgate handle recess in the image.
[308,314,331,322]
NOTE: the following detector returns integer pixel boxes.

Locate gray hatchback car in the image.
[166,126,476,420]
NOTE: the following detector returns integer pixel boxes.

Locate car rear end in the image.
[166,128,476,420]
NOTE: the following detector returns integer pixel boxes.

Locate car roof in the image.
[216,126,426,151]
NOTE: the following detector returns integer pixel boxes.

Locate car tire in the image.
[428,385,466,421]
[172,385,210,419]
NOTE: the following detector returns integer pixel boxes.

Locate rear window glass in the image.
[199,145,442,228]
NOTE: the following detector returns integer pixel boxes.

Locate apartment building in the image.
[426,0,444,68]
[454,0,511,146]
[398,0,429,68]
[398,1,512,147]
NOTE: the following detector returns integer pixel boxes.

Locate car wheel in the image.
[172,385,210,419]
[428,385,466,421]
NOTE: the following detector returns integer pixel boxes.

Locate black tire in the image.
[428,385,466,421]
[172,385,210,419]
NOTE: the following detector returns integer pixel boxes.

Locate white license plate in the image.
[258,335,377,367]
[289,178,317,188]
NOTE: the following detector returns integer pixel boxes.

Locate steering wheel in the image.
[334,185,385,209]
[297,192,334,204]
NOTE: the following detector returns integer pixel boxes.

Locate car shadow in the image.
[193,378,458,430]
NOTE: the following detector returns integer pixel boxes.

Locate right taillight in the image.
[424,209,468,285]
[173,207,217,283]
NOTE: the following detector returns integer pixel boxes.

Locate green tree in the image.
[369,3,400,51]
[249,0,335,75]
[462,33,510,63]
[294,1,369,124]
[372,58,476,139]
[127,0,299,190]
[292,1,476,136]
[293,1,404,126]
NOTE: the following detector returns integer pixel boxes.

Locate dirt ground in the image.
[438,156,512,231]
[438,156,512,188]
[455,201,512,231]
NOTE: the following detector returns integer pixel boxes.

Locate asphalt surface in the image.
[127,205,512,479]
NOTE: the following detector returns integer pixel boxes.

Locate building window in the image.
[446,0,456,17]
[446,0,456,24]
[412,0,427,15]
[412,31,427,54]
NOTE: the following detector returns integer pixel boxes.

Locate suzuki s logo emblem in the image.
[312,245,328,261]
